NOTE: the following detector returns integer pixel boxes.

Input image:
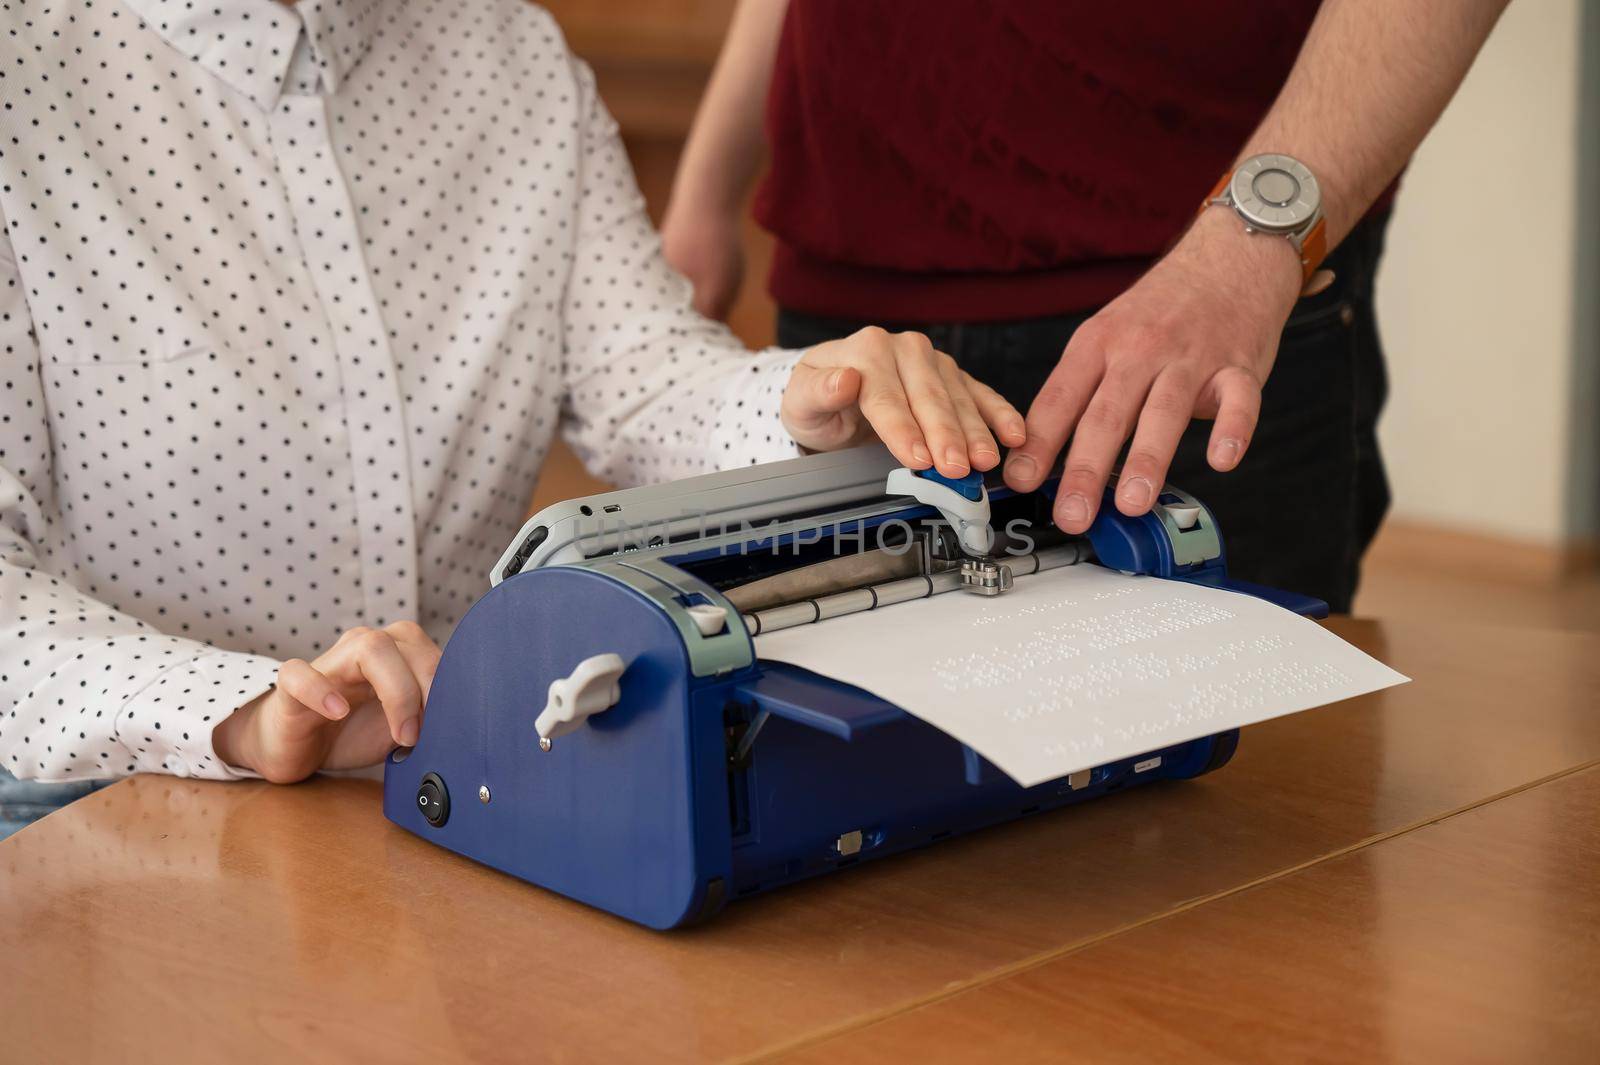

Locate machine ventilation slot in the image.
[728,779,752,840]
[723,704,755,838]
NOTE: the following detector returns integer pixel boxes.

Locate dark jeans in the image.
[778,215,1392,613]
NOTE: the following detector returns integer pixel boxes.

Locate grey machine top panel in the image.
[492,444,910,583]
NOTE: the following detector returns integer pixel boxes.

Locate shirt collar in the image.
[296,0,397,96]
[120,0,397,110]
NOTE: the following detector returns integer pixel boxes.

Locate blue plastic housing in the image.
[383,482,1321,929]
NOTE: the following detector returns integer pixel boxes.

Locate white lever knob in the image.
[685,603,729,636]
[1163,504,1202,530]
[535,653,626,741]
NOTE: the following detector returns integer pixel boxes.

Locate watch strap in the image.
[1200,170,1328,289]
[1295,216,1328,286]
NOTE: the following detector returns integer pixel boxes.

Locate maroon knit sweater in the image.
[754,1,1389,322]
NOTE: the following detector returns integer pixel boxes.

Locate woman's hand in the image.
[781,327,1027,477]
[211,621,443,783]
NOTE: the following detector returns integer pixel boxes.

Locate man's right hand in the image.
[661,207,745,321]
[211,621,443,783]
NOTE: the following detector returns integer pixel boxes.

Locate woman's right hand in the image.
[661,205,746,322]
[211,621,442,783]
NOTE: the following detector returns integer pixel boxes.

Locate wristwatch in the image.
[1203,153,1327,287]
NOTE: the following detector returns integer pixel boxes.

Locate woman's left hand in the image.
[780,327,1026,476]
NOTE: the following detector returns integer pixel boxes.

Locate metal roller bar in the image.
[742,542,1092,637]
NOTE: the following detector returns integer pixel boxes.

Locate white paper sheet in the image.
[754,564,1408,787]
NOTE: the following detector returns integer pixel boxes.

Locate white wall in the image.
[1375,0,1594,545]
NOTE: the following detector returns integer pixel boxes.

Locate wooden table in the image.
[3,619,1597,1064]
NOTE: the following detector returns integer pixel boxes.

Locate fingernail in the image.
[1118,475,1154,510]
[972,446,999,468]
[1006,420,1027,444]
[323,693,349,720]
[1059,492,1090,528]
[828,367,846,394]
[943,446,969,473]
[910,441,932,467]
[1211,437,1242,469]
[399,718,420,747]
[1006,453,1037,483]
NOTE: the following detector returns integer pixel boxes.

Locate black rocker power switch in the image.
[417,772,450,828]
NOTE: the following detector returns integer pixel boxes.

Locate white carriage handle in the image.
[535,653,626,741]
[883,467,993,556]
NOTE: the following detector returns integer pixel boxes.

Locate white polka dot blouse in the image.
[0,0,804,783]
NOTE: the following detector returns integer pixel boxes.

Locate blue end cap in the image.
[914,466,984,501]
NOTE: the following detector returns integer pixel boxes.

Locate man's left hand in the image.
[1002,208,1309,533]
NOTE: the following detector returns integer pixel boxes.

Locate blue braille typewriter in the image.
[384,445,1323,929]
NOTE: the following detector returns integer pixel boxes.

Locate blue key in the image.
[914,466,984,502]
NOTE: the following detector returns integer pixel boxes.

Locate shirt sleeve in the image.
[0,219,281,783]
[555,44,806,487]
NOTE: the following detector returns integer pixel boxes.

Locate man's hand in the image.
[662,207,745,321]
[211,621,443,784]
[991,0,1508,536]
[1003,209,1306,532]
[782,327,1027,477]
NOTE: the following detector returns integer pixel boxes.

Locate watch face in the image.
[1229,153,1320,233]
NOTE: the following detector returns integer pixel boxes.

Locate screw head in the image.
[539,736,553,752]
[478,785,491,804]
